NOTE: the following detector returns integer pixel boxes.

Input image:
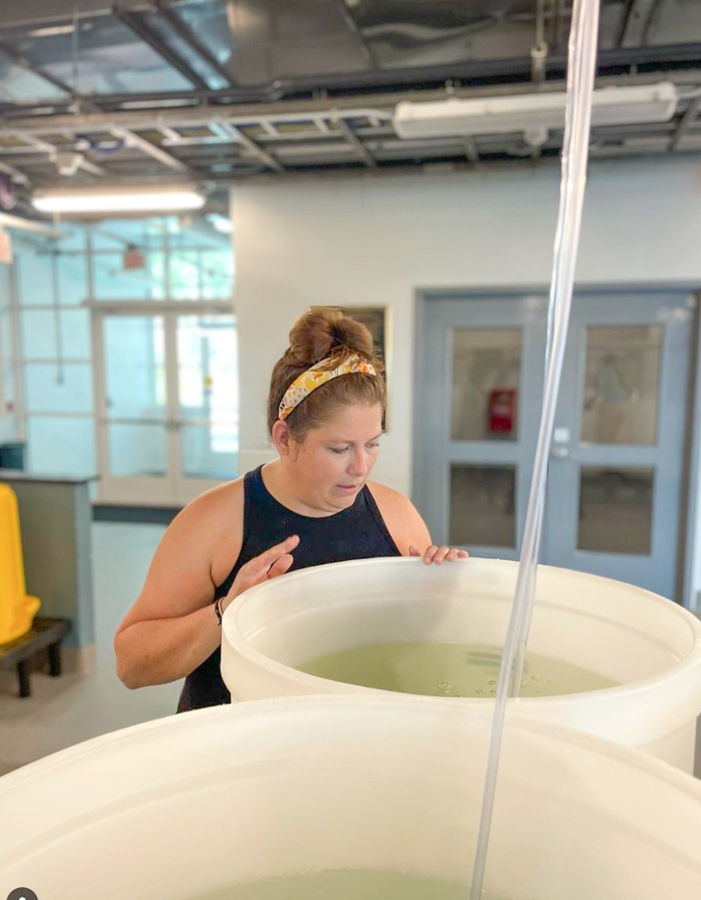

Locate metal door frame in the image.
[414,283,701,607]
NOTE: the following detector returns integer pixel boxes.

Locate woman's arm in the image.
[115,480,300,690]
[114,481,244,689]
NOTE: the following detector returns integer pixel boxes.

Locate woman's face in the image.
[287,403,384,513]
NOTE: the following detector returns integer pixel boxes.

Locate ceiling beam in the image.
[2,69,699,136]
[335,118,377,168]
[0,159,29,185]
[1,99,394,135]
[156,122,183,143]
[111,126,190,171]
[464,138,480,166]
[210,121,285,173]
[9,131,107,177]
[669,95,701,151]
[113,6,209,90]
[72,157,106,177]
[259,120,280,138]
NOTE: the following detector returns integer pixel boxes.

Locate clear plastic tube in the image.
[469,2,601,897]
[509,0,601,699]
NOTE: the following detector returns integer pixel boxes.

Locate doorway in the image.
[92,302,238,506]
[415,290,694,599]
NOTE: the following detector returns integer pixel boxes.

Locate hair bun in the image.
[285,308,375,367]
[268,308,386,437]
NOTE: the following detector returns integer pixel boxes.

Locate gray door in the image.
[415,291,693,599]
[544,293,692,598]
[417,294,547,561]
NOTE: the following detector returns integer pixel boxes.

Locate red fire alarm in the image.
[488,387,517,434]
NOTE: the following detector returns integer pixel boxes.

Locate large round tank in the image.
[220,557,701,770]
[2,698,701,900]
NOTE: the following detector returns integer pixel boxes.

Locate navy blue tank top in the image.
[177,465,401,712]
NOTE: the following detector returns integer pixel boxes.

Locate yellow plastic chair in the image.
[0,483,41,646]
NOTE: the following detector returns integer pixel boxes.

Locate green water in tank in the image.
[194,869,505,899]
[296,642,616,698]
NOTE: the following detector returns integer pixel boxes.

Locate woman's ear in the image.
[271,419,292,456]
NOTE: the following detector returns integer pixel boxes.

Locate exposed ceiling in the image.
[1,0,701,213]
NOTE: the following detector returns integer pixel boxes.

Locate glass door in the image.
[93,304,238,506]
[95,313,170,504]
[417,295,547,559]
[417,290,694,599]
[543,293,693,599]
[173,313,238,505]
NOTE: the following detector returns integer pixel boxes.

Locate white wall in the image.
[232,155,701,606]
[0,261,19,447]
[232,156,701,493]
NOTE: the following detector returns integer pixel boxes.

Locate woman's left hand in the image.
[409,545,469,565]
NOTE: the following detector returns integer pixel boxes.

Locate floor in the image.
[0,521,700,779]
[0,521,178,776]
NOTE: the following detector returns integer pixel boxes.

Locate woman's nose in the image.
[348,452,368,478]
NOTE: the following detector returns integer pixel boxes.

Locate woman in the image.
[115,309,467,712]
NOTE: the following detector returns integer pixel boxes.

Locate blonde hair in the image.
[268,308,385,440]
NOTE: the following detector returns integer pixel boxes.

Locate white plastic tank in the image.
[3,698,701,900]
[221,557,701,771]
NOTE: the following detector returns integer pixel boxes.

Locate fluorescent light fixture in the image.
[29,24,76,38]
[31,185,205,215]
[393,82,679,139]
[119,99,198,110]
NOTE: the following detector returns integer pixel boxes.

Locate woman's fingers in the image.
[246,535,300,576]
[267,553,295,579]
[416,545,470,564]
[432,546,451,565]
[263,534,299,561]
[229,535,299,602]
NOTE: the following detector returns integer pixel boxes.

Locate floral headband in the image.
[278,353,378,421]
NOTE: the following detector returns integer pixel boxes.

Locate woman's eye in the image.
[329,447,349,454]
[367,443,380,450]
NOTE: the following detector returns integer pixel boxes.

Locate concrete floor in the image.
[0,521,178,775]
[0,520,700,779]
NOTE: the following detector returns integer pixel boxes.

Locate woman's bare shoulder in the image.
[187,477,246,585]
[115,477,246,631]
[366,481,432,555]
[366,480,410,511]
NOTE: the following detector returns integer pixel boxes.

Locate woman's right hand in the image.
[221,535,300,613]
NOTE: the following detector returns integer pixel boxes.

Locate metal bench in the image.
[0,617,72,698]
